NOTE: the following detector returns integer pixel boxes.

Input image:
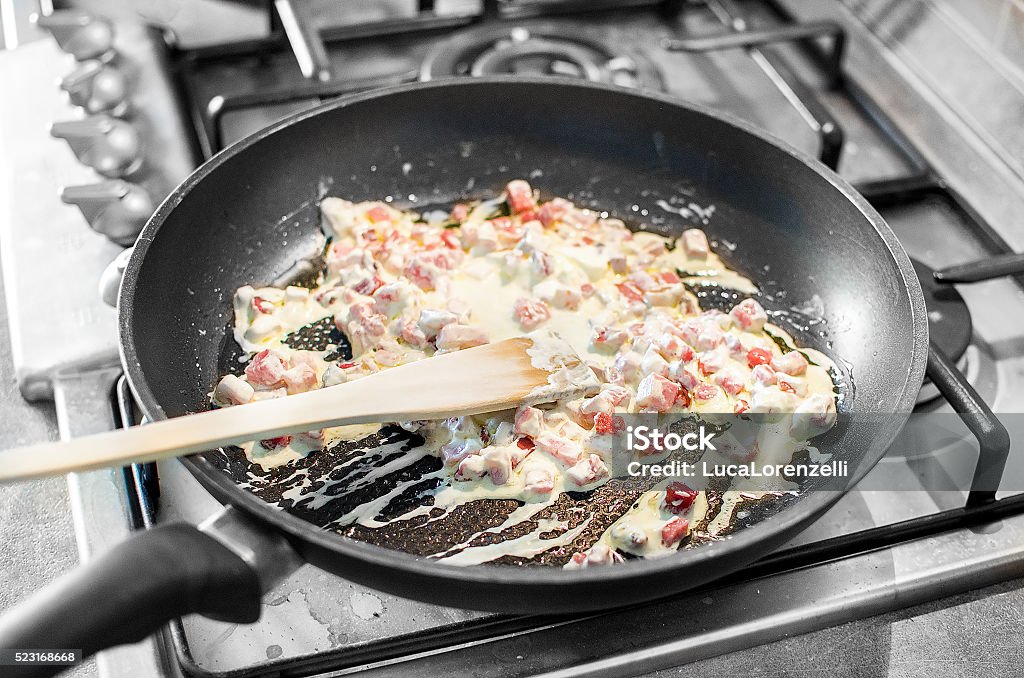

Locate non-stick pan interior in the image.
[120,78,926,611]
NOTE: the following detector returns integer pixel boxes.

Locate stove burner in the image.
[912,258,972,404]
[420,24,664,91]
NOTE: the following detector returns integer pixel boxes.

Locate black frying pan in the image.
[0,78,927,673]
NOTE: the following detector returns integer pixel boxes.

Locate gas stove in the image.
[3,0,1024,676]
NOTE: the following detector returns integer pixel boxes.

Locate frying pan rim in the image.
[118,76,928,590]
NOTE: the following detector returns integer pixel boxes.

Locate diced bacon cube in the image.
[750,364,778,387]
[693,382,720,401]
[594,412,625,435]
[514,405,545,437]
[245,349,287,387]
[591,325,628,351]
[697,350,727,375]
[657,334,694,362]
[352,275,384,297]
[455,454,487,481]
[538,197,572,227]
[697,326,724,351]
[505,179,535,214]
[670,362,700,390]
[581,395,615,416]
[213,374,254,406]
[417,308,459,338]
[714,368,746,396]
[734,398,750,414]
[790,393,838,438]
[399,318,429,348]
[672,319,702,347]
[282,364,317,394]
[723,333,745,359]
[641,346,671,377]
[730,298,768,332]
[513,297,551,329]
[664,482,698,514]
[372,281,414,316]
[584,543,621,566]
[450,203,469,222]
[747,347,773,368]
[403,254,441,290]
[523,463,555,496]
[772,351,809,376]
[481,447,513,485]
[644,285,684,307]
[661,517,690,546]
[601,384,630,406]
[435,324,489,351]
[366,204,392,223]
[567,453,610,487]
[441,438,483,466]
[565,543,624,569]
[534,433,582,466]
[260,435,292,450]
[680,229,709,259]
[636,374,680,412]
[777,374,808,397]
[613,351,642,382]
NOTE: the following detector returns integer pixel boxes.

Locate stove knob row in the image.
[61,180,154,247]
[61,60,129,116]
[34,10,115,62]
[50,116,142,179]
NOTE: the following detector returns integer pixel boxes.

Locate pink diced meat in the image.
[245,350,287,387]
[680,229,709,259]
[514,405,545,437]
[534,433,582,466]
[523,464,555,496]
[772,351,809,376]
[513,297,551,329]
[435,324,489,351]
[730,298,768,332]
[566,454,610,487]
[636,374,681,412]
[505,179,535,214]
[282,364,317,394]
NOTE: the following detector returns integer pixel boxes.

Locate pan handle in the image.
[0,508,298,678]
[933,252,1024,284]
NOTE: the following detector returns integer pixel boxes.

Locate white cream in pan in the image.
[212,180,838,567]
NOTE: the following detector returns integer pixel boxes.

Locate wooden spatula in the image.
[0,331,598,482]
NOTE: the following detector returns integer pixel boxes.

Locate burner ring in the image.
[421,23,664,92]
[470,37,605,81]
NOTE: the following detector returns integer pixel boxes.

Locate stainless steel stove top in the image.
[4,0,1024,676]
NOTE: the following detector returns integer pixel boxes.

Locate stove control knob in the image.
[50,116,142,178]
[61,60,129,116]
[61,180,154,246]
[34,10,115,61]
[99,247,134,308]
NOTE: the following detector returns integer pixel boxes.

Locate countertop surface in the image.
[2,274,1024,678]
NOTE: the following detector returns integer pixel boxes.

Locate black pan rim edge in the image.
[116,76,929,591]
